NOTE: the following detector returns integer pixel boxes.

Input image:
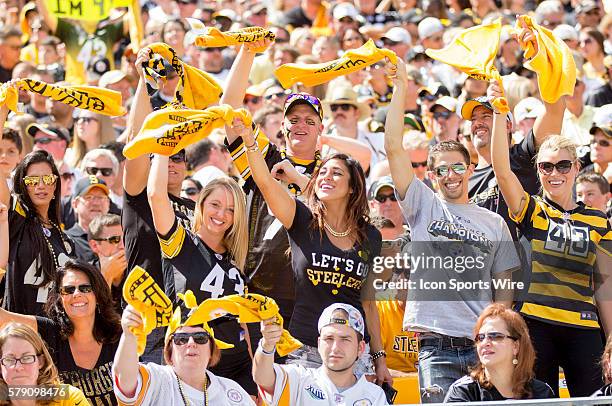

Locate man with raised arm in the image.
[384,59,521,403]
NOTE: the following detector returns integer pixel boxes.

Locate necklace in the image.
[323,220,352,238]
[175,371,208,406]
[40,220,71,268]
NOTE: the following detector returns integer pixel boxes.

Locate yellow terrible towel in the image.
[122,266,173,355]
[143,43,222,110]
[186,294,303,357]
[515,15,576,103]
[123,104,252,159]
[275,39,397,89]
[186,18,275,53]
[0,79,126,116]
[425,18,509,113]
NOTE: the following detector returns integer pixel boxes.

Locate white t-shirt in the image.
[260,364,388,406]
[114,362,254,406]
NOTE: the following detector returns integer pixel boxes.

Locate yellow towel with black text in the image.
[123,104,251,159]
[425,18,509,113]
[514,15,576,103]
[0,79,126,116]
[186,18,275,53]
[186,293,303,357]
[275,40,397,88]
[143,42,222,110]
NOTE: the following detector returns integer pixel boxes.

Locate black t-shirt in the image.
[66,223,96,263]
[586,84,612,107]
[445,376,555,402]
[280,6,312,28]
[158,218,249,358]
[287,200,382,347]
[592,383,612,399]
[4,198,75,316]
[36,317,117,406]
[0,65,12,84]
[122,188,194,289]
[468,130,539,240]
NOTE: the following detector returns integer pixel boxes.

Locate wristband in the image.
[258,339,275,356]
[245,141,259,152]
[371,350,387,360]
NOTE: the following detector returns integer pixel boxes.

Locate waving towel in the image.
[425,18,509,113]
[143,42,222,110]
[186,18,275,53]
[123,104,251,159]
[275,39,397,89]
[0,79,126,116]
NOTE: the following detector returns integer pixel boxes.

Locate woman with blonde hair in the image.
[491,104,612,396]
[69,110,115,168]
[147,155,256,396]
[0,322,87,405]
[445,304,554,401]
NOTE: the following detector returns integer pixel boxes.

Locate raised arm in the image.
[490,109,527,217]
[0,105,9,208]
[227,119,296,228]
[384,59,414,199]
[320,135,372,172]
[220,39,272,144]
[113,306,142,398]
[123,48,154,196]
[147,155,175,236]
[0,204,7,272]
[34,0,58,33]
[252,317,283,395]
[532,97,566,149]
[0,308,37,331]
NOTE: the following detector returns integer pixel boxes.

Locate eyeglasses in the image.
[374,194,397,203]
[24,174,58,187]
[85,167,113,177]
[182,187,199,196]
[244,96,261,104]
[34,137,59,145]
[330,104,354,112]
[591,138,610,148]
[171,332,210,346]
[59,284,93,295]
[76,117,99,124]
[93,235,122,244]
[474,332,517,343]
[264,92,287,100]
[411,161,427,168]
[433,111,452,120]
[433,163,467,177]
[0,354,39,367]
[537,160,573,175]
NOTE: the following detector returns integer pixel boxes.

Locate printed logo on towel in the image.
[353,400,372,406]
[315,58,367,74]
[305,385,326,400]
[227,389,243,403]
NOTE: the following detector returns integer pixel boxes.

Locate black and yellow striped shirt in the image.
[511,192,612,329]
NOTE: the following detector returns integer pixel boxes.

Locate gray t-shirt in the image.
[398,179,520,338]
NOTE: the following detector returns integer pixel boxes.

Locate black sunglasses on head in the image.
[172,332,210,345]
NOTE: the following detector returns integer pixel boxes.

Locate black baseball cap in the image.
[26,123,71,143]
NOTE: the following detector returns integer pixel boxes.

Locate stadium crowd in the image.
[0,0,610,404]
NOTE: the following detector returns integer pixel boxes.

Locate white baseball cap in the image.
[553,24,579,42]
[317,303,365,337]
[514,97,545,123]
[333,3,359,21]
[418,17,444,39]
[382,27,412,44]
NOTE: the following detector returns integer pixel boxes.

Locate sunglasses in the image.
[433,163,467,177]
[182,187,199,196]
[421,94,437,102]
[203,47,224,52]
[60,172,74,180]
[591,138,610,148]
[169,152,186,163]
[76,117,99,124]
[330,104,354,112]
[59,284,93,295]
[172,332,210,346]
[264,92,286,100]
[537,160,573,175]
[24,174,58,187]
[245,96,261,104]
[34,137,59,145]
[86,167,113,177]
[474,332,517,343]
[374,194,397,203]
[433,111,452,120]
[411,161,427,168]
[93,235,122,244]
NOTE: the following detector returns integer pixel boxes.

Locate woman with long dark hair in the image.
[445,304,555,401]
[0,260,122,405]
[228,118,392,385]
[0,149,75,316]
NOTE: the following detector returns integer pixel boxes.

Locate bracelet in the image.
[245,141,259,152]
[257,339,276,356]
[371,350,387,360]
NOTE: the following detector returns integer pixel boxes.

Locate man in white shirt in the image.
[253,303,389,405]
